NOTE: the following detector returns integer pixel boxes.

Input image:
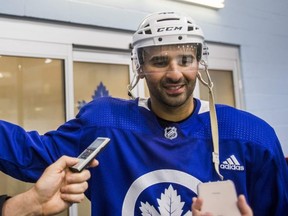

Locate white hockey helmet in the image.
[131,11,208,71]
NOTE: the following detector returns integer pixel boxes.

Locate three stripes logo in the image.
[220,155,245,171]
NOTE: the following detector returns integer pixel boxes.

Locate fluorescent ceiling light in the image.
[45,58,52,64]
[175,0,225,9]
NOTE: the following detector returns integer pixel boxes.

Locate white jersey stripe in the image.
[227,158,234,165]
[231,155,240,165]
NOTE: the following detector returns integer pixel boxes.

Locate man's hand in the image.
[192,197,212,216]
[33,155,98,215]
[237,195,253,216]
[2,156,98,216]
[191,195,253,216]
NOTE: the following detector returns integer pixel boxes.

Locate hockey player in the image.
[0,11,287,215]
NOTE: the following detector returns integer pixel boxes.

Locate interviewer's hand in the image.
[34,155,98,215]
[191,195,253,216]
[2,155,98,216]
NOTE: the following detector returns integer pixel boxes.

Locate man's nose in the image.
[165,60,182,78]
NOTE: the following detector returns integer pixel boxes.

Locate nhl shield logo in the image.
[164,127,178,140]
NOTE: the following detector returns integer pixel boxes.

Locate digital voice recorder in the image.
[70,137,110,172]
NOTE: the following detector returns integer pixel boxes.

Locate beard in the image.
[148,76,196,108]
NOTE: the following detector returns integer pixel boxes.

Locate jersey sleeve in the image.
[248,136,288,215]
[0,117,84,182]
[0,97,117,182]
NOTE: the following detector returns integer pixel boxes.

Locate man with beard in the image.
[0,11,287,215]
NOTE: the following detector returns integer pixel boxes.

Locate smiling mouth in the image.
[164,84,185,95]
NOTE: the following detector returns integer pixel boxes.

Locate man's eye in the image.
[179,55,194,66]
[150,56,169,67]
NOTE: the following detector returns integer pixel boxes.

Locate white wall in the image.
[0,0,287,155]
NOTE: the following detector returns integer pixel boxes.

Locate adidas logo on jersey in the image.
[220,155,245,171]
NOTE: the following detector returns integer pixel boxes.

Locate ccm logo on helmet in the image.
[157,26,183,32]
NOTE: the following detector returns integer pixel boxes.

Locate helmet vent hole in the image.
[178,36,183,40]
[157,18,180,22]
[188,26,194,31]
[145,30,152,34]
[158,37,163,42]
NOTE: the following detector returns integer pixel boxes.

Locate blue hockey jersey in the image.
[0,97,287,215]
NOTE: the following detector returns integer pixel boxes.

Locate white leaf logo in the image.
[139,185,192,216]
[140,202,161,216]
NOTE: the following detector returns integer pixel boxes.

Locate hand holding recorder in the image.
[2,155,98,216]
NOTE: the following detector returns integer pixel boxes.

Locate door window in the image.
[73,61,130,114]
[0,54,66,215]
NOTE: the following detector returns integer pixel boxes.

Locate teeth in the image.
[167,86,181,90]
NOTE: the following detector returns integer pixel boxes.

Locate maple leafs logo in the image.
[139,185,191,216]
[77,81,109,110]
[92,82,109,99]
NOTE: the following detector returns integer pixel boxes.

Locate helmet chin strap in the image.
[197,60,224,180]
[127,73,140,99]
